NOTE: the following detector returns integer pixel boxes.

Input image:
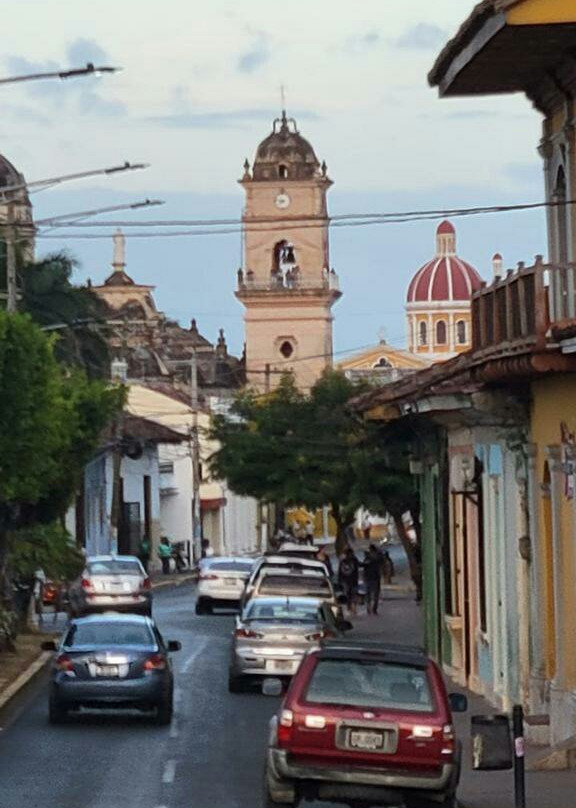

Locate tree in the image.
[0,312,123,612]
[20,252,110,377]
[210,371,422,590]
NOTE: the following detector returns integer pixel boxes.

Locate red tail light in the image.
[143,654,167,671]
[277,709,294,747]
[441,724,455,757]
[200,574,219,581]
[141,577,151,591]
[55,654,74,672]
[81,578,93,592]
[305,631,326,642]
[234,627,264,639]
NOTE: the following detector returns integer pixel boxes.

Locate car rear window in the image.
[304,659,434,713]
[245,602,319,622]
[259,575,330,596]
[209,560,254,573]
[65,622,155,648]
[87,560,143,576]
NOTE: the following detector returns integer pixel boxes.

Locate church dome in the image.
[251,111,321,181]
[407,221,482,304]
[0,153,31,205]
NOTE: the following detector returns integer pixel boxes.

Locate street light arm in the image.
[0,62,121,86]
[0,162,150,199]
[35,199,164,227]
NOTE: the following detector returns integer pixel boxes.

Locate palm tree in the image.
[19,252,110,378]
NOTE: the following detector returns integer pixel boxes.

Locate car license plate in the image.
[348,730,385,751]
[90,664,119,677]
[267,659,293,673]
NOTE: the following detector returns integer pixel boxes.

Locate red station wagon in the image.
[264,641,467,808]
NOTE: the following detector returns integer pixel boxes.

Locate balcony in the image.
[236,267,340,295]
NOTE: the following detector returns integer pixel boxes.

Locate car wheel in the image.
[154,694,173,726]
[48,696,68,725]
[228,672,246,693]
[195,599,212,615]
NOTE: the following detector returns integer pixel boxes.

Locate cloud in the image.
[148,108,320,130]
[343,31,381,54]
[393,23,447,50]
[5,39,126,117]
[237,32,271,74]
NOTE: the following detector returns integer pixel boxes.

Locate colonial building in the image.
[406,221,483,360]
[236,111,341,392]
[0,152,35,310]
[92,230,244,400]
[338,338,431,384]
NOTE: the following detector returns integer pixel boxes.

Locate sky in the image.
[0,0,547,358]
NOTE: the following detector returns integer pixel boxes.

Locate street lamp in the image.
[0,62,121,86]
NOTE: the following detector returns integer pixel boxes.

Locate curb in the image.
[0,651,52,713]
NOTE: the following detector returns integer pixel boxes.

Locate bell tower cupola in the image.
[236,111,341,392]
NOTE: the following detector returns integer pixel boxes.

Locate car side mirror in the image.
[449,692,468,713]
[167,640,182,652]
[262,678,283,697]
[41,640,57,652]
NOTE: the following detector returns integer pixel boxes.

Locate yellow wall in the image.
[508,0,576,25]
[531,376,576,685]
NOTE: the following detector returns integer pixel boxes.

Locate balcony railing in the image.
[237,268,340,294]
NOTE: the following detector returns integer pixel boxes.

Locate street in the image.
[0,580,573,808]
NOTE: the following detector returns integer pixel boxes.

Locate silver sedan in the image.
[228,596,351,692]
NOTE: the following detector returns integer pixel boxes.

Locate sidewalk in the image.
[348,582,575,807]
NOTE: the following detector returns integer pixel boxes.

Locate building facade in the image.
[236,111,341,392]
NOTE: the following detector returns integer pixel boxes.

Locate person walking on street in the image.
[138,536,151,573]
[363,544,384,615]
[338,547,359,616]
[157,536,172,575]
[316,546,333,578]
[382,549,395,585]
[304,519,315,545]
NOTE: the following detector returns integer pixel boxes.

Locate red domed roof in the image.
[406,221,482,304]
[437,220,455,235]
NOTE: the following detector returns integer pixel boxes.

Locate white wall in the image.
[221,485,260,556]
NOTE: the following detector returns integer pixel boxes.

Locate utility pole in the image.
[5,203,17,312]
[190,349,203,563]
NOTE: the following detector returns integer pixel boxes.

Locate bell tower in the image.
[236,111,341,392]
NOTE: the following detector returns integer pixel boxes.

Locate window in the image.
[436,320,447,345]
[456,320,467,345]
[373,357,392,369]
[419,321,428,346]
[87,559,143,575]
[280,340,294,358]
[279,164,288,179]
[64,622,155,648]
[304,659,434,712]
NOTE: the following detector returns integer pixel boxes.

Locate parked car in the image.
[264,641,467,808]
[42,613,181,725]
[67,555,152,617]
[242,556,330,608]
[195,557,255,614]
[229,596,351,693]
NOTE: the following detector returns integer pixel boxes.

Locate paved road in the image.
[0,581,573,808]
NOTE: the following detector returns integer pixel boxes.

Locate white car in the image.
[242,555,330,608]
[195,557,255,614]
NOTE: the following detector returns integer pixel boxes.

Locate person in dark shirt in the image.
[363,544,384,615]
[338,547,359,616]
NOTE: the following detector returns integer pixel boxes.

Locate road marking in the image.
[162,759,176,784]
[180,638,208,674]
[169,719,179,739]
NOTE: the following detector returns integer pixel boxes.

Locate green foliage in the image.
[0,311,124,531]
[210,370,417,527]
[20,252,110,377]
[9,523,85,582]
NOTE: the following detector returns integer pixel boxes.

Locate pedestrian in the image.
[157,536,172,574]
[315,546,333,578]
[201,538,215,559]
[337,547,359,616]
[33,568,46,625]
[138,536,151,573]
[304,519,315,545]
[362,516,371,541]
[382,549,395,585]
[363,545,383,615]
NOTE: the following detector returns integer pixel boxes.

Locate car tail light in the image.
[55,654,74,672]
[81,578,93,591]
[234,627,264,639]
[277,709,294,747]
[143,654,167,671]
[200,574,219,581]
[305,631,325,642]
[141,577,152,591]
[304,714,326,729]
[441,724,455,756]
